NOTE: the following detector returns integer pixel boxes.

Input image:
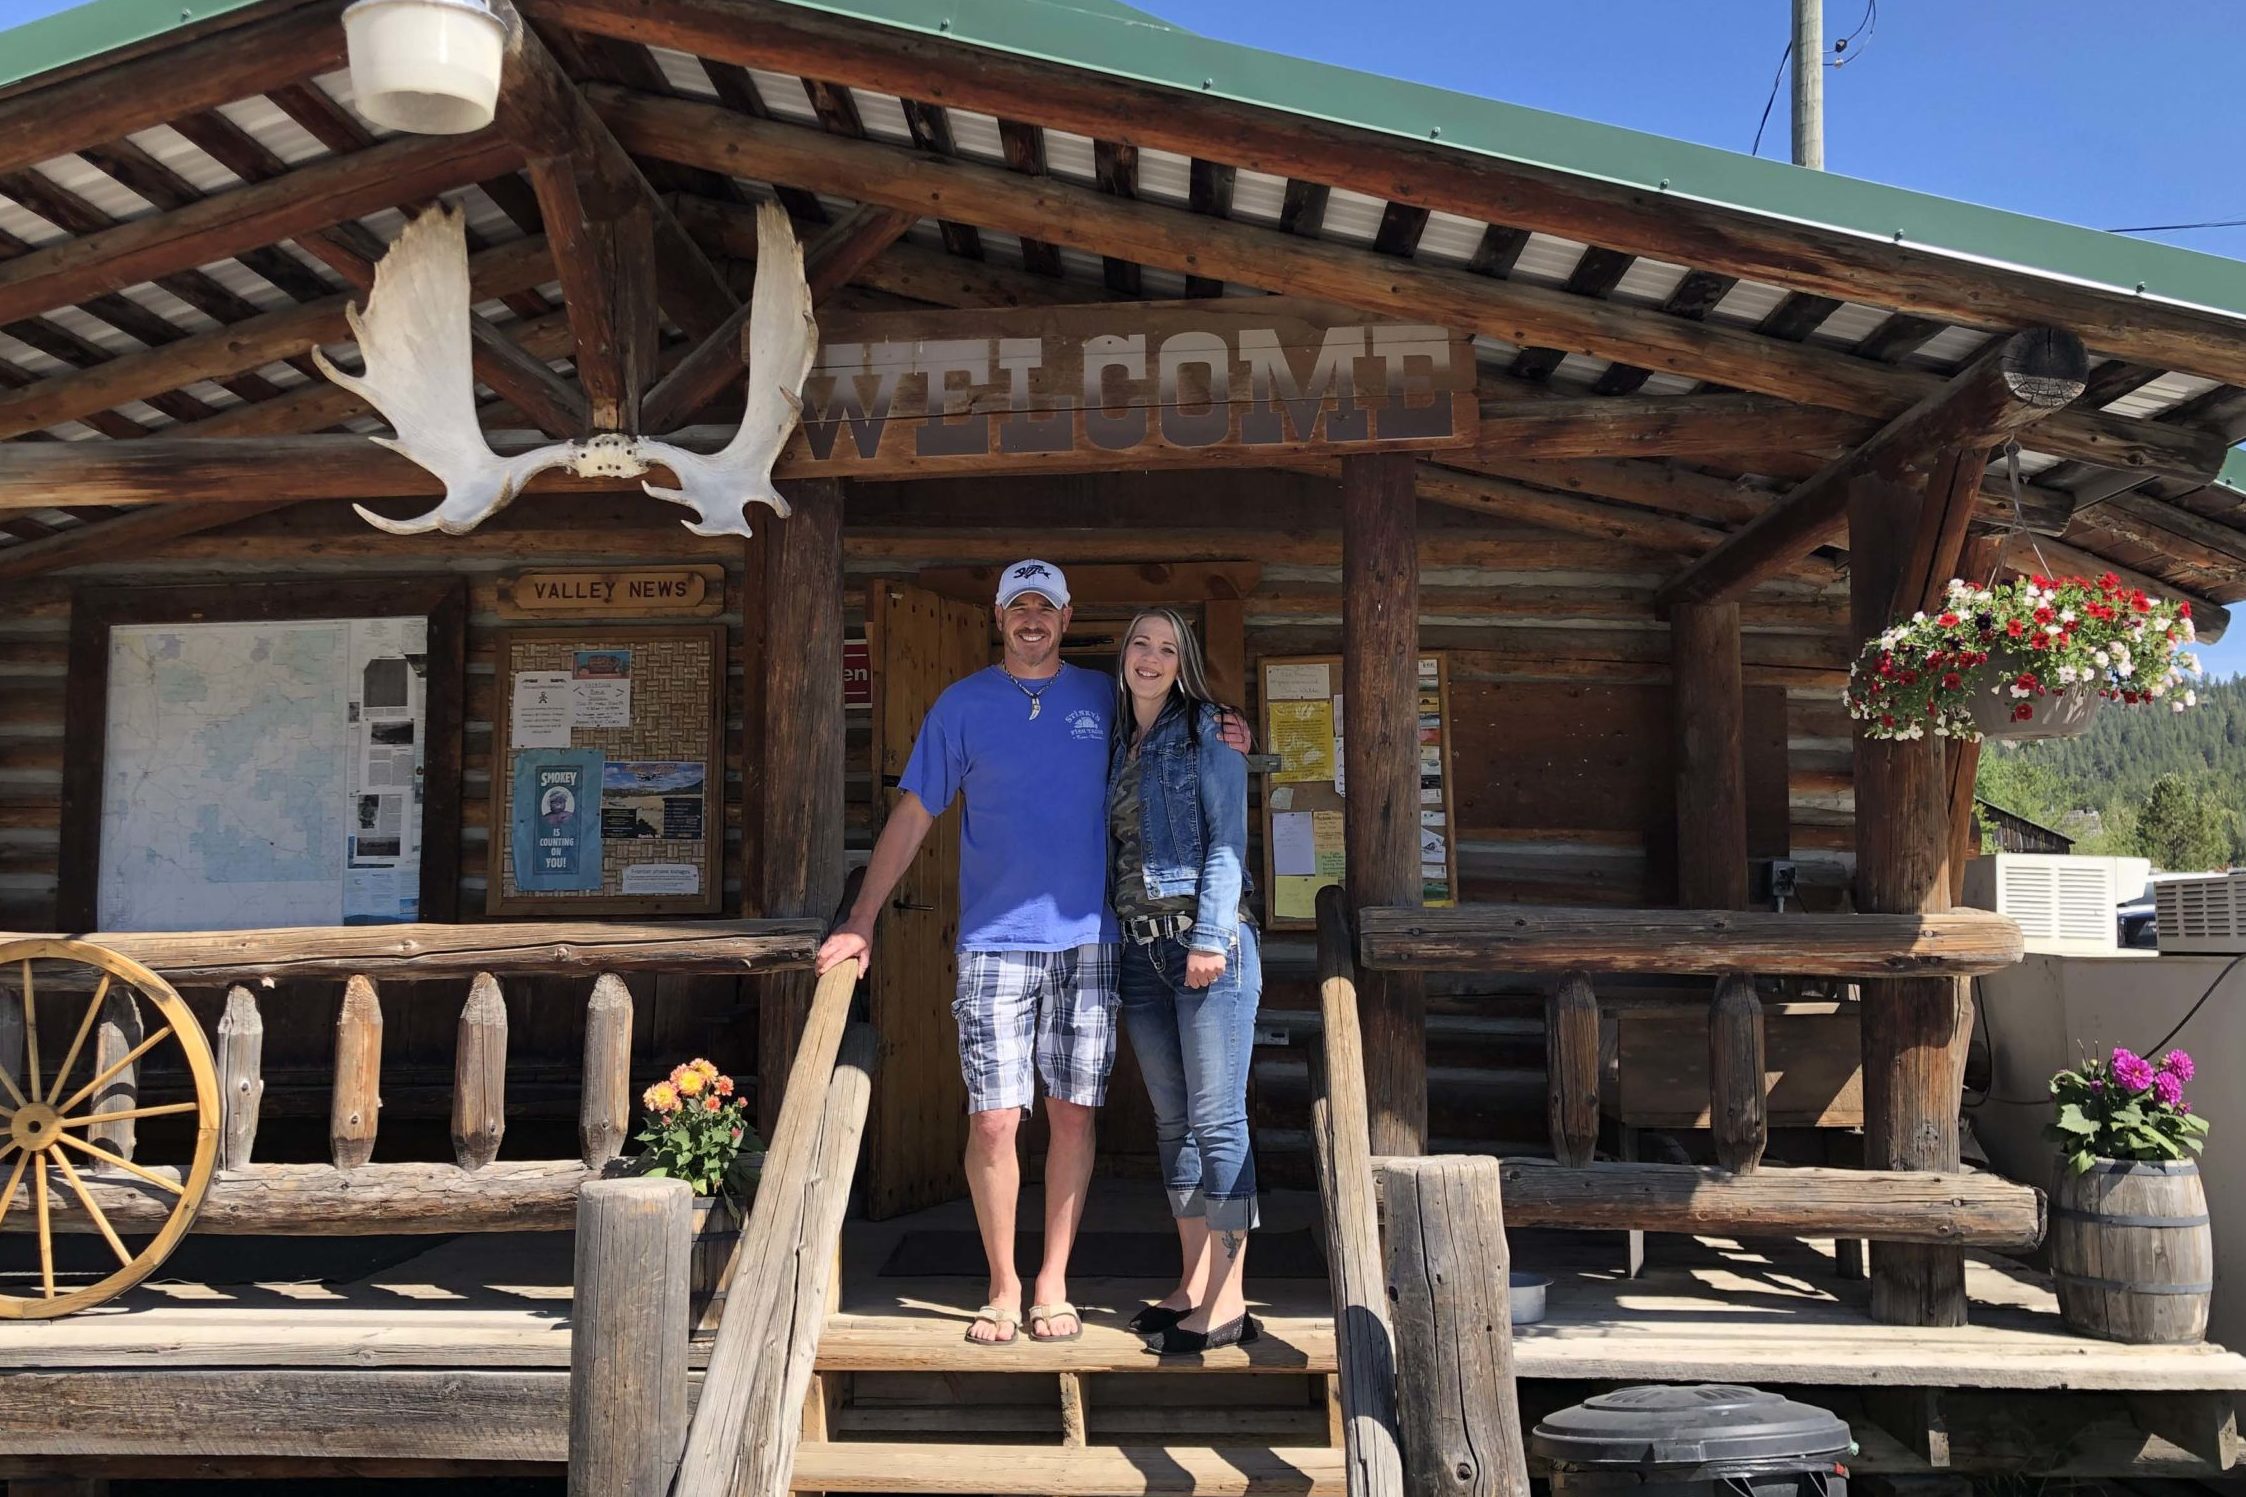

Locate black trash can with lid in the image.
[1531,1384,1853,1497]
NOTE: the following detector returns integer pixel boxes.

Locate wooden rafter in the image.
[0,239,554,441]
[1659,328,2090,608]
[997,121,1065,278]
[640,203,913,432]
[0,131,520,329]
[535,0,2246,392]
[0,3,347,177]
[1591,270,1734,396]
[1510,246,1633,383]
[587,85,2224,483]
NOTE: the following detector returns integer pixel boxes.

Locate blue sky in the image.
[3,0,2242,669]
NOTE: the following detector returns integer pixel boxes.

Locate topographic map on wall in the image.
[99,616,428,932]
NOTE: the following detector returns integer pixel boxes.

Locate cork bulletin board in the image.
[1258,652,1458,930]
[489,624,725,917]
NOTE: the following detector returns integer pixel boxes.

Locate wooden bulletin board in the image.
[489,625,725,917]
[1259,652,1458,930]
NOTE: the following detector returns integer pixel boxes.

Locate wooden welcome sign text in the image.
[498,565,726,619]
[767,298,1479,478]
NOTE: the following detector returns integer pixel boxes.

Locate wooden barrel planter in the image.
[2051,1159,2212,1344]
[689,1195,743,1336]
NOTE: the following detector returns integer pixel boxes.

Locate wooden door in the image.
[862,581,990,1219]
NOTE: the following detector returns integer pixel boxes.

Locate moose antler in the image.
[635,200,819,537]
[312,205,579,536]
[316,200,816,538]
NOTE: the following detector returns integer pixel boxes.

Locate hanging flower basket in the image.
[1845,572,2203,744]
[1967,647,2102,741]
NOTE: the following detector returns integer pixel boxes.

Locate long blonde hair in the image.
[1115,607,1236,746]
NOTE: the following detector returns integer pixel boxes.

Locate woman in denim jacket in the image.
[1108,607,1261,1354]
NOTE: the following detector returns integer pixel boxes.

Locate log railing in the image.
[3,919,820,1235]
[1355,901,2026,1191]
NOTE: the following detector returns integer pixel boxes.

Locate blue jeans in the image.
[1118,924,1262,1232]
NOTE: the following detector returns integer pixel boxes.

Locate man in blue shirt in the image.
[818,559,1241,1346]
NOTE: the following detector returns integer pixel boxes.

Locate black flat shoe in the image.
[1127,1303,1190,1336]
[1142,1314,1261,1356]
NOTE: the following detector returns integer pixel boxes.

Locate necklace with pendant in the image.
[1000,666,1055,720]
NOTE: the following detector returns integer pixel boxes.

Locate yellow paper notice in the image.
[1269,699,1336,784]
[1313,810,1346,878]
[1274,875,1323,922]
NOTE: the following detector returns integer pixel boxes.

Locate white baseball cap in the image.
[996,559,1070,609]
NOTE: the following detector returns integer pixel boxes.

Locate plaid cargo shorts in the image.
[951,944,1120,1114]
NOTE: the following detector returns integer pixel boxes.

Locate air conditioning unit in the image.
[2154,871,2246,954]
[1962,855,2138,955]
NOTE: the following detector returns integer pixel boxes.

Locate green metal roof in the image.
[0,0,277,90]
[6,0,2246,352]
[788,0,2246,327]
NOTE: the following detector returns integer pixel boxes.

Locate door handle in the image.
[892,897,936,912]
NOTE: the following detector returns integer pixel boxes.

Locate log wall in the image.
[0,470,1858,1168]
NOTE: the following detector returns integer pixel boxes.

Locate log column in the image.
[753,480,847,1138]
[1852,466,1974,1327]
[1671,601,1748,910]
[1341,452,1425,1157]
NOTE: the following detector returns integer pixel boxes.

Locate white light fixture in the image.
[342,0,506,135]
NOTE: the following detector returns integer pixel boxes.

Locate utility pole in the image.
[1792,0,1824,168]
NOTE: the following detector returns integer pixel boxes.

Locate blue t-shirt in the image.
[898,663,1119,952]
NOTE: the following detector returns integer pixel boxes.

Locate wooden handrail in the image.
[1357,903,2023,977]
[1367,1159,2044,1248]
[673,956,864,1496]
[1311,886,1405,1497]
[2,920,821,987]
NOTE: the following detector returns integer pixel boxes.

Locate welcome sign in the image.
[770,298,1480,477]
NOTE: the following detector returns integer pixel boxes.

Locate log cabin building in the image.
[1,0,2245,1486]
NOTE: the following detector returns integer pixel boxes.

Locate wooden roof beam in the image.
[0,238,554,441]
[641,204,914,432]
[1658,328,2090,609]
[489,0,736,422]
[534,0,2246,393]
[0,130,520,330]
[0,3,346,178]
[587,85,2223,484]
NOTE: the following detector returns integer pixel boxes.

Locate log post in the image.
[452,972,509,1171]
[1544,972,1598,1168]
[87,983,144,1160]
[216,985,264,1171]
[567,1174,692,1497]
[580,972,634,1168]
[1341,451,1426,1156]
[753,479,847,1140]
[1708,973,1767,1173]
[1842,415,2066,1326]
[1671,601,1748,910]
[1379,1155,1529,1497]
[1310,886,1406,1497]
[330,974,382,1171]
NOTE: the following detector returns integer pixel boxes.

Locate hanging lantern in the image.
[341,0,506,135]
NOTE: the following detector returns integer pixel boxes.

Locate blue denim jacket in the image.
[1109,700,1250,954]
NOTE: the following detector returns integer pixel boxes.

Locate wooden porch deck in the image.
[1,1184,2240,1473]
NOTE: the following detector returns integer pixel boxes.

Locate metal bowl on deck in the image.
[1511,1272,1551,1324]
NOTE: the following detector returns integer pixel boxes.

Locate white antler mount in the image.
[316,200,817,538]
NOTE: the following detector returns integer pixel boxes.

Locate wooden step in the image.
[789,1441,1345,1494]
[815,1313,1338,1374]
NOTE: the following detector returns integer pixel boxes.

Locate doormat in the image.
[879,1229,1328,1280]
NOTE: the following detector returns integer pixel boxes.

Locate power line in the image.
[2106,218,2246,235]
[1749,40,1792,158]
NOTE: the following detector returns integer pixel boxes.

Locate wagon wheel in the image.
[0,939,218,1318]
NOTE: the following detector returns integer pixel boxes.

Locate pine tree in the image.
[2134,773,2232,872]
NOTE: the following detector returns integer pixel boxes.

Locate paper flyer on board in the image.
[513,748,605,892]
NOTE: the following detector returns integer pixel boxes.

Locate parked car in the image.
[2116,898,2159,949]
